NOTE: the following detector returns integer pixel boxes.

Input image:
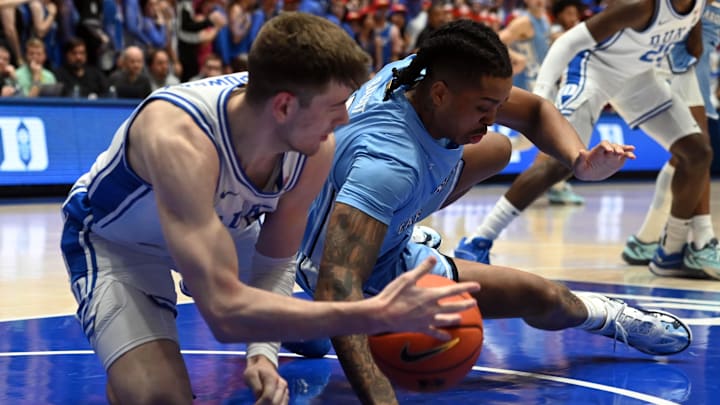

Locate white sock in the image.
[474,196,521,240]
[550,181,568,192]
[575,292,607,331]
[636,162,674,242]
[661,215,692,254]
[691,215,715,248]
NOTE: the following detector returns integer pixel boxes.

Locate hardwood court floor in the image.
[1,181,719,404]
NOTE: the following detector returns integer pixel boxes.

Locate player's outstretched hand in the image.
[244,355,289,405]
[373,256,481,341]
[573,140,636,181]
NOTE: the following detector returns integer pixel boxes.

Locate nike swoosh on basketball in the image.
[399,337,460,363]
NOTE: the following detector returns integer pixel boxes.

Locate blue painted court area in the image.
[1,281,718,404]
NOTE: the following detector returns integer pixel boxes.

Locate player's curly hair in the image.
[384,19,512,100]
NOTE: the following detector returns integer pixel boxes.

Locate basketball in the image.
[367,274,483,392]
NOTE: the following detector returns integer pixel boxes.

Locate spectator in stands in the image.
[281,0,300,12]
[176,0,226,82]
[109,45,151,98]
[1,1,25,65]
[189,52,223,80]
[74,0,114,69]
[214,0,252,68]
[549,0,585,42]
[146,47,178,90]
[414,1,449,50]
[372,0,403,66]
[0,45,19,96]
[54,37,110,97]
[27,0,60,68]
[16,37,57,96]
[123,0,167,50]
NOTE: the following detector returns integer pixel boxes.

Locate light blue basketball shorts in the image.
[296,242,458,297]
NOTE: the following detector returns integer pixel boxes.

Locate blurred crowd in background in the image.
[2,0,700,102]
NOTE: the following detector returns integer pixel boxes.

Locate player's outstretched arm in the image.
[314,203,480,404]
[572,140,636,181]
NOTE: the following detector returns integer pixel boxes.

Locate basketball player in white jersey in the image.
[622,2,720,280]
[460,0,717,280]
[59,13,481,405]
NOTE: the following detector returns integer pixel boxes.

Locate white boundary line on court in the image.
[0,350,681,405]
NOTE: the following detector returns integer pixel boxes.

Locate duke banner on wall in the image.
[0,99,672,186]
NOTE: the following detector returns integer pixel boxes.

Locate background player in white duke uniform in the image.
[286,20,690,405]
[622,1,720,280]
[59,13,483,405]
[459,0,714,278]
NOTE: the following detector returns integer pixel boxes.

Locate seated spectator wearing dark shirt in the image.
[108,45,152,98]
[147,48,179,91]
[54,37,110,98]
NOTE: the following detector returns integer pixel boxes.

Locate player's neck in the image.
[226,91,287,166]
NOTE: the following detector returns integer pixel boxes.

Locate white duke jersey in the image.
[587,0,704,78]
[62,72,307,257]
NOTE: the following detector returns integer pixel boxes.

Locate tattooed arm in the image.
[314,202,399,405]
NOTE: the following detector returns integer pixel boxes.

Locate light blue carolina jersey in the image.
[512,11,551,90]
[668,1,720,117]
[62,72,307,265]
[297,56,464,292]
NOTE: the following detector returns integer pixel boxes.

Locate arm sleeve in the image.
[533,22,597,100]
[245,252,296,368]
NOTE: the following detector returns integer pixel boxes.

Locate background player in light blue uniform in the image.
[59,14,483,405]
[290,20,690,405]
[623,1,720,274]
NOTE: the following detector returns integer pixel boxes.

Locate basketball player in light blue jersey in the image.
[288,20,689,404]
[500,0,551,91]
[464,0,720,280]
[59,14,483,405]
[498,0,586,205]
[622,1,720,278]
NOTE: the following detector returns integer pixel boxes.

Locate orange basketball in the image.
[368,274,483,392]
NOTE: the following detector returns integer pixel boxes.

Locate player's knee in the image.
[484,132,512,171]
[671,134,713,169]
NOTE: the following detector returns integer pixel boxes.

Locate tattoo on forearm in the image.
[334,335,397,405]
[317,204,386,301]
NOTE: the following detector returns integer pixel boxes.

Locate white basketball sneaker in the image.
[581,293,691,356]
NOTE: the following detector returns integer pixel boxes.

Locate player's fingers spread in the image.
[436,282,480,299]
[425,325,453,340]
[438,298,477,314]
[406,256,437,282]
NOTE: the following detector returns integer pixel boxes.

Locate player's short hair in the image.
[245,12,370,107]
[551,0,585,19]
[384,19,512,99]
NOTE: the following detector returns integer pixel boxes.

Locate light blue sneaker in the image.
[547,183,585,205]
[411,225,442,249]
[621,235,659,265]
[582,293,692,356]
[454,236,493,264]
[683,238,720,280]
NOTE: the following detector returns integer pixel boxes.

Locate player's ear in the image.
[430,80,449,108]
[271,91,299,123]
